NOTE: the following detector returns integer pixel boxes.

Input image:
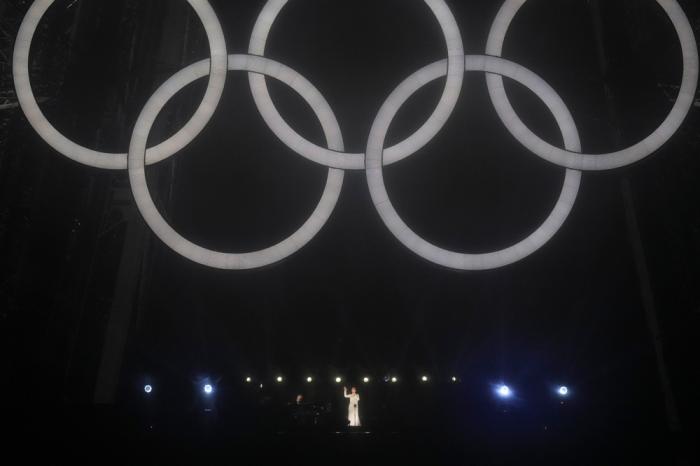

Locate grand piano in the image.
[289,401,331,428]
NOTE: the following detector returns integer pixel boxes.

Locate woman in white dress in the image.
[343,386,360,427]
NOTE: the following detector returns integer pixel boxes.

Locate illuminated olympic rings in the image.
[12,0,698,270]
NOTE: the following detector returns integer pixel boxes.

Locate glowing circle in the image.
[335,377,342,384]
[365,55,582,270]
[485,0,699,170]
[245,377,252,383]
[13,0,228,169]
[276,376,284,383]
[363,377,370,383]
[558,386,569,396]
[248,0,465,170]
[307,376,313,383]
[391,377,398,383]
[127,54,345,269]
[144,385,153,394]
[421,375,429,382]
[203,384,213,394]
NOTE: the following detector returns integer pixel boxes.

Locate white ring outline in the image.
[128,54,345,270]
[248,0,465,170]
[365,55,582,270]
[485,0,699,171]
[12,0,228,170]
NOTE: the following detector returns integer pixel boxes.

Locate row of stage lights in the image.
[494,384,569,398]
[142,379,571,400]
[242,375,442,384]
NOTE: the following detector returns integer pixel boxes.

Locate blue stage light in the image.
[203,384,213,395]
[496,384,512,398]
[558,386,569,396]
[144,384,152,394]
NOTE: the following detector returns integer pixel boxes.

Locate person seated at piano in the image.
[290,394,308,427]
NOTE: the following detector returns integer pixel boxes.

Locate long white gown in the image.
[344,389,361,426]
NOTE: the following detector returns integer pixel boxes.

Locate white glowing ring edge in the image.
[365,55,582,270]
[485,0,699,171]
[13,0,228,170]
[248,0,465,170]
[128,54,345,270]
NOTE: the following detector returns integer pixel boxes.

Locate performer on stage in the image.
[290,394,307,426]
[343,386,361,427]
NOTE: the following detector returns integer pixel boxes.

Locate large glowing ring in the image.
[248,0,465,170]
[12,0,228,170]
[128,54,345,270]
[486,0,699,171]
[365,55,582,270]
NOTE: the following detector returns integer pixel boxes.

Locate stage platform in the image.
[3,407,696,465]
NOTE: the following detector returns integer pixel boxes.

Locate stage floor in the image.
[4,408,696,465]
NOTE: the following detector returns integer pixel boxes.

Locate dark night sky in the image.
[0,0,698,438]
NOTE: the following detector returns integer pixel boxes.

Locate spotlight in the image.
[451,376,458,383]
[144,384,152,394]
[335,377,342,384]
[421,375,429,382]
[557,386,569,396]
[363,377,370,383]
[391,376,398,383]
[203,384,213,395]
[496,384,512,398]
[245,377,252,383]
[306,376,313,383]
[276,376,284,383]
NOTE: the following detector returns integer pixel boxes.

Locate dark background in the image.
[0,0,698,464]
